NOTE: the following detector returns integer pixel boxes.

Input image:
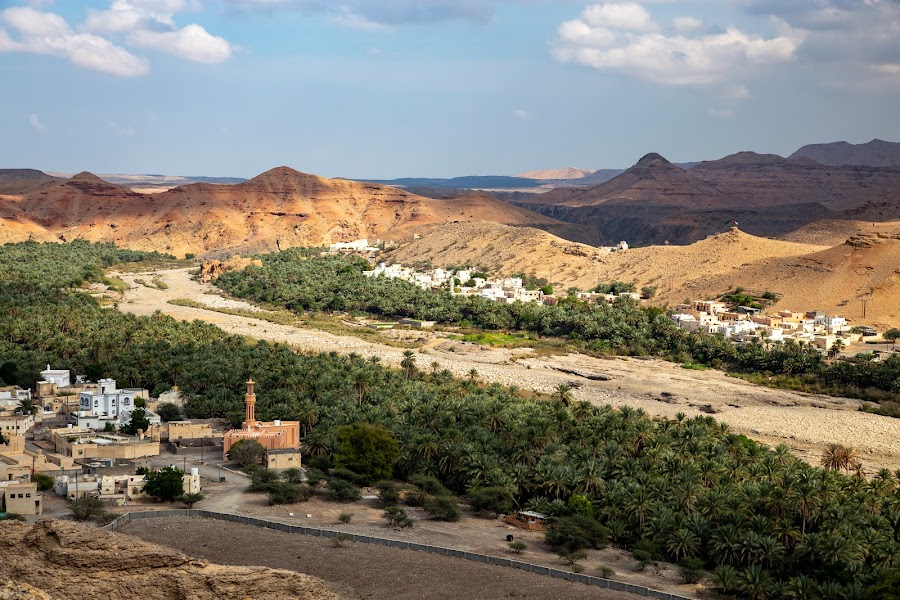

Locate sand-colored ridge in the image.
[0,168,579,257]
[0,519,343,600]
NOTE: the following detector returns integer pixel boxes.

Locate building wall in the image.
[166,422,214,441]
[1,482,42,515]
[267,450,302,470]
[0,414,34,435]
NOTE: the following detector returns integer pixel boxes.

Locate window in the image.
[123,399,130,406]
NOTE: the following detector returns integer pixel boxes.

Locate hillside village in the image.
[0,367,221,516]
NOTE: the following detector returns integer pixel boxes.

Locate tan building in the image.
[0,414,34,436]
[54,474,100,501]
[223,381,300,456]
[0,456,30,482]
[165,421,217,442]
[266,448,302,470]
[49,426,160,460]
[0,481,42,515]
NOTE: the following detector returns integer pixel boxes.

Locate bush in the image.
[409,474,449,496]
[468,486,514,516]
[558,549,587,565]
[307,455,332,471]
[338,512,353,524]
[545,514,610,553]
[383,506,414,528]
[33,473,54,492]
[268,482,313,505]
[679,557,706,584]
[305,468,327,487]
[281,468,304,484]
[176,493,204,508]
[328,478,361,502]
[331,532,351,548]
[69,496,106,521]
[328,467,363,484]
[375,480,400,507]
[508,541,527,554]
[249,468,281,492]
[228,439,266,467]
[403,488,428,507]
[597,566,615,578]
[566,494,594,518]
[0,513,25,521]
[424,495,460,521]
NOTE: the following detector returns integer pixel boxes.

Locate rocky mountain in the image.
[0,520,342,600]
[790,139,900,167]
[516,167,595,180]
[0,166,589,256]
[511,151,900,246]
[0,169,63,195]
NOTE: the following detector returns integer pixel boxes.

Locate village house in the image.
[0,480,42,515]
[48,425,160,460]
[0,414,34,436]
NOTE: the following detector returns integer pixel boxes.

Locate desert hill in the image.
[790,139,900,167]
[517,167,595,180]
[0,519,342,600]
[0,169,63,195]
[511,151,900,245]
[384,223,900,325]
[0,166,588,256]
[780,219,900,246]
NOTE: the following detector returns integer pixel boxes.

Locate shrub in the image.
[545,514,609,553]
[176,493,204,508]
[597,566,615,578]
[328,478,361,502]
[409,474,449,496]
[334,423,399,485]
[508,541,527,554]
[558,549,587,565]
[383,506,415,528]
[375,480,400,507]
[281,468,304,484]
[328,467,363,484]
[338,512,354,524]
[144,466,185,501]
[69,496,106,521]
[679,557,706,584]
[566,494,594,518]
[424,495,460,521]
[228,439,266,467]
[403,488,427,507]
[249,468,281,492]
[156,402,182,422]
[268,482,313,505]
[33,473,54,492]
[469,486,514,516]
[331,532,351,548]
[305,468,327,487]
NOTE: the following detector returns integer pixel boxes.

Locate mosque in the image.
[223,380,301,466]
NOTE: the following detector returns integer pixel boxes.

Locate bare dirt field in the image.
[117,268,900,472]
[120,516,678,600]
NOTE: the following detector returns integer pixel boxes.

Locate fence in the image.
[105,509,693,600]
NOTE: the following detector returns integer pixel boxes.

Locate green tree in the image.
[15,397,38,415]
[545,514,609,552]
[120,407,150,435]
[334,423,399,485]
[884,328,900,349]
[468,486,514,516]
[864,569,900,600]
[227,439,267,467]
[176,493,204,508]
[69,496,107,521]
[144,466,184,501]
[156,402,182,422]
[567,494,594,518]
[424,495,460,521]
[33,473,54,491]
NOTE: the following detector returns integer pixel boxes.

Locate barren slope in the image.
[780,219,900,246]
[0,167,584,255]
[0,519,342,600]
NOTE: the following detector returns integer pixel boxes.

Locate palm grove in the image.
[0,241,898,599]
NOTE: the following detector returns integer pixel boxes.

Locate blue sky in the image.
[1,0,898,178]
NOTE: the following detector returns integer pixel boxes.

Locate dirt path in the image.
[117,269,900,471]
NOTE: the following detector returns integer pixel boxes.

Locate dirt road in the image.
[117,269,900,471]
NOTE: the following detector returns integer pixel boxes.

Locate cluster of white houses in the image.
[363,263,641,306]
[671,301,874,351]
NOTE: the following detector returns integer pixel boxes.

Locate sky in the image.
[0,0,898,178]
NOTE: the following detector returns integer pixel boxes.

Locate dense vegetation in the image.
[215,250,900,402]
[1,242,899,598]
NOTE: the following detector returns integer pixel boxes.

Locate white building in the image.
[40,365,71,388]
[77,379,159,430]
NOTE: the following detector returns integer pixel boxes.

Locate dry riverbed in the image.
[117,268,900,471]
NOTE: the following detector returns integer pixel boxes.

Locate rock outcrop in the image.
[0,520,343,600]
[199,256,263,282]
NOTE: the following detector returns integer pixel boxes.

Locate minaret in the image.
[244,379,257,427]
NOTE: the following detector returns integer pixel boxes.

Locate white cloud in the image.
[28,113,48,133]
[0,6,150,76]
[0,2,232,74]
[552,3,804,93]
[221,0,496,26]
[85,1,232,63]
[129,23,232,63]
[672,16,702,33]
